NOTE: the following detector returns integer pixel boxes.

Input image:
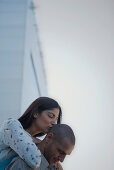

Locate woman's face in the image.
[34,108,60,133]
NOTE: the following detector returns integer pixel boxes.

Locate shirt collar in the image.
[41,153,49,168]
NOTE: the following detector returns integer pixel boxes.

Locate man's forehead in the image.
[57,137,74,154]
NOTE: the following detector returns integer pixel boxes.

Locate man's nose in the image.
[59,155,66,162]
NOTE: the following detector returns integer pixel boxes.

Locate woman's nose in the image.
[51,119,56,125]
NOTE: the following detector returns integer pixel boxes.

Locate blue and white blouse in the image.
[0,118,41,169]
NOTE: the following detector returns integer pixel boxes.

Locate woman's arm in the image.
[1,118,41,168]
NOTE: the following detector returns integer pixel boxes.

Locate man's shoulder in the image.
[40,154,57,170]
[6,154,60,170]
[6,156,32,170]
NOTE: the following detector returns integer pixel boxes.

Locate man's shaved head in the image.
[48,124,75,145]
[41,124,75,165]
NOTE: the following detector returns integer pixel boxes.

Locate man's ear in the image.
[45,133,54,144]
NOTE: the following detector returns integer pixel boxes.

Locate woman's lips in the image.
[48,126,52,129]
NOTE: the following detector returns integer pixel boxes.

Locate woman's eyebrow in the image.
[48,112,54,115]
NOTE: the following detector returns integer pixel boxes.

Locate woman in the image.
[0,97,62,169]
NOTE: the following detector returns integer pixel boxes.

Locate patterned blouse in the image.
[0,118,41,169]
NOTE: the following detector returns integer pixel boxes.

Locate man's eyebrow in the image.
[58,148,66,155]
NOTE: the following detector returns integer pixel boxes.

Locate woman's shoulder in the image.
[4,118,22,126]
[5,118,20,123]
[1,118,23,132]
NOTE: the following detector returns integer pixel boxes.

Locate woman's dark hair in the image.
[18,97,62,136]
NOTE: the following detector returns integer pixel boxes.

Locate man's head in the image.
[43,124,75,166]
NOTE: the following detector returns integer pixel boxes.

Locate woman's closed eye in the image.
[48,112,59,120]
[48,112,54,118]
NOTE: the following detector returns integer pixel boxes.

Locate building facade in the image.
[0,0,48,125]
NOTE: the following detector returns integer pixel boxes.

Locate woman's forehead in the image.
[44,108,59,115]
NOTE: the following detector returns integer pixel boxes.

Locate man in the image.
[6,124,75,170]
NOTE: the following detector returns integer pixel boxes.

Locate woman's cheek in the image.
[42,115,51,125]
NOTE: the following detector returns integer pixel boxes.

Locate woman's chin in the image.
[43,129,48,133]
[45,126,52,133]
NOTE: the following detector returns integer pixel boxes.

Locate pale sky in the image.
[34,1,113,170]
